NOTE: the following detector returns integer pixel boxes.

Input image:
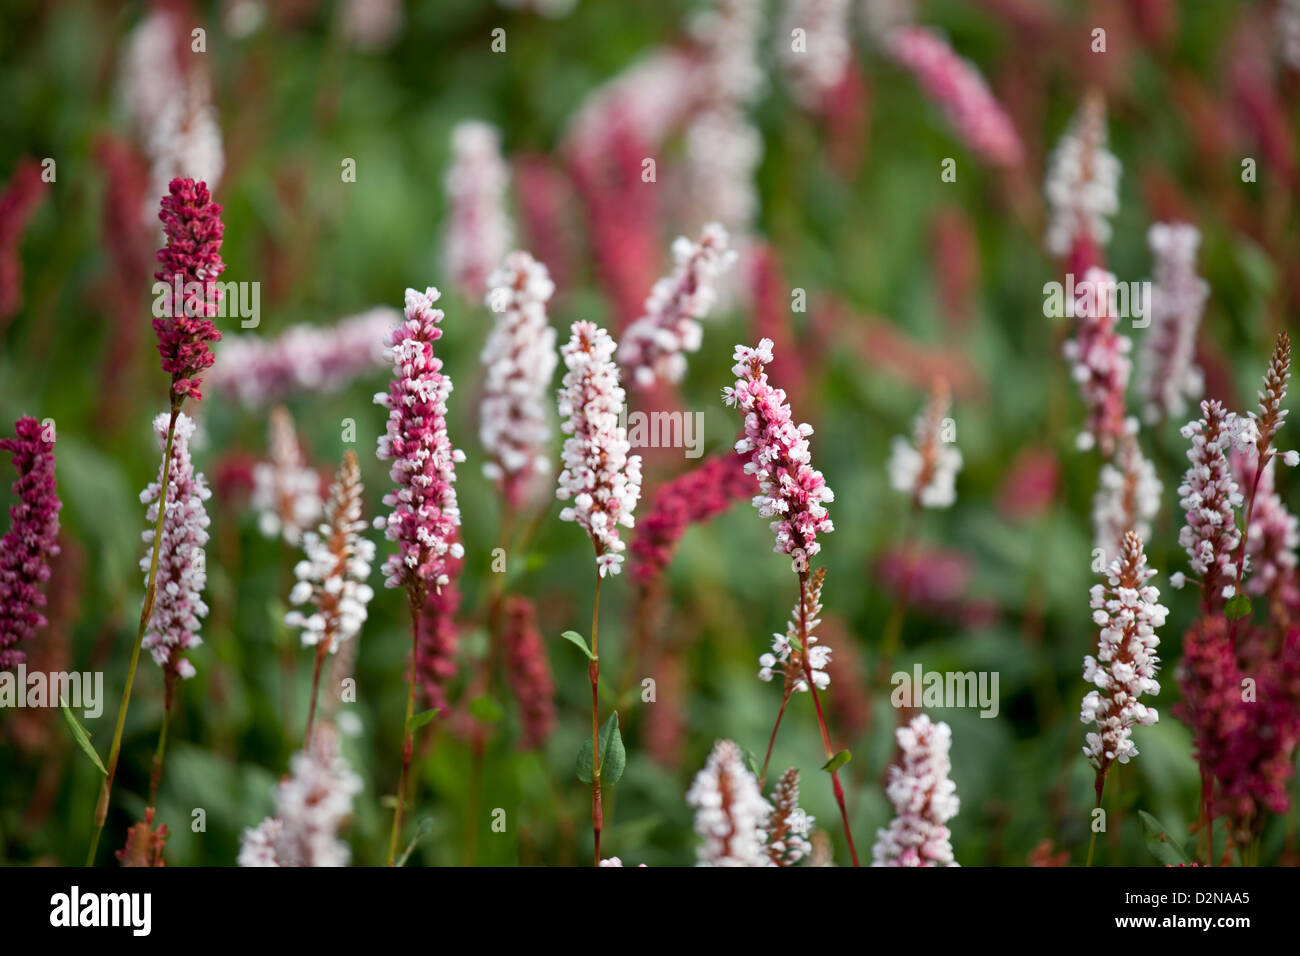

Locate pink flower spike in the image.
[1176,399,1246,607]
[1061,267,1136,456]
[1044,92,1120,258]
[443,121,513,302]
[1138,222,1208,424]
[884,25,1023,169]
[555,321,643,578]
[481,251,558,508]
[618,223,737,389]
[140,411,211,683]
[873,714,961,867]
[723,338,834,572]
[0,416,61,671]
[373,287,465,598]
[686,739,772,867]
[153,177,225,404]
[1081,532,1166,778]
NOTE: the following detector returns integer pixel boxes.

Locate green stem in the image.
[589,567,603,867]
[87,405,179,866]
[386,590,423,866]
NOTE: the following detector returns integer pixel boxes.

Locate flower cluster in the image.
[777,0,851,108]
[555,321,643,577]
[373,287,465,596]
[140,412,211,682]
[251,406,322,546]
[686,739,771,867]
[629,453,755,587]
[480,251,558,507]
[685,0,765,240]
[1174,619,1300,845]
[1138,223,1208,424]
[759,566,832,692]
[116,808,168,867]
[153,178,226,403]
[1172,399,1246,602]
[887,380,962,508]
[884,25,1023,168]
[285,451,376,656]
[121,10,224,225]
[502,596,557,750]
[1081,531,1166,774]
[1092,436,1162,569]
[209,308,401,408]
[723,339,835,571]
[238,724,362,867]
[0,416,61,671]
[618,223,737,388]
[872,714,960,866]
[1061,267,1136,455]
[1044,93,1120,258]
[762,767,813,867]
[1247,331,1294,464]
[1239,457,1299,601]
[443,121,513,301]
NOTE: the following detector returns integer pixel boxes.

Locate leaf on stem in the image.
[61,698,107,775]
[576,711,626,785]
[821,749,852,773]
[560,630,596,661]
[408,708,440,732]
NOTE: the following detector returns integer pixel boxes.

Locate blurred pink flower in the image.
[0,158,49,327]
[444,122,513,301]
[1061,267,1135,455]
[885,25,1023,168]
[873,714,960,866]
[0,416,61,671]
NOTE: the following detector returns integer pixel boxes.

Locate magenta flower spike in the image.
[723,338,834,572]
[0,416,62,671]
[373,287,465,602]
[153,177,225,405]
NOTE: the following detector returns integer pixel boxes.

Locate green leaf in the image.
[469,696,504,723]
[821,749,853,774]
[742,747,760,778]
[1224,594,1252,621]
[1139,811,1191,866]
[560,630,596,661]
[61,699,106,775]
[576,712,625,785]
[407,708,440,732]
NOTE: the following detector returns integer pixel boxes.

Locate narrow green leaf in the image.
[821,749,853,773]
[469,696,504,723]
[408,708,440,732]
[1138,810,1190,866]
[560,630,596,661]
[576,712,625,784]
[61,699,106,775]
[742,747,760,778]
[1224,594,1252,621]
[599,712,626,786]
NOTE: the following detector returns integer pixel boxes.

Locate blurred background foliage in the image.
[0,0,1297,866]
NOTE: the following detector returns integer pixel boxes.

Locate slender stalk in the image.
[87,405,179,866]
[589,566,603,867]
[386,590,423,866]
[147,704,169,808]
[797,570,860,866]
[758,691,792,789]
[304,640,329,748]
